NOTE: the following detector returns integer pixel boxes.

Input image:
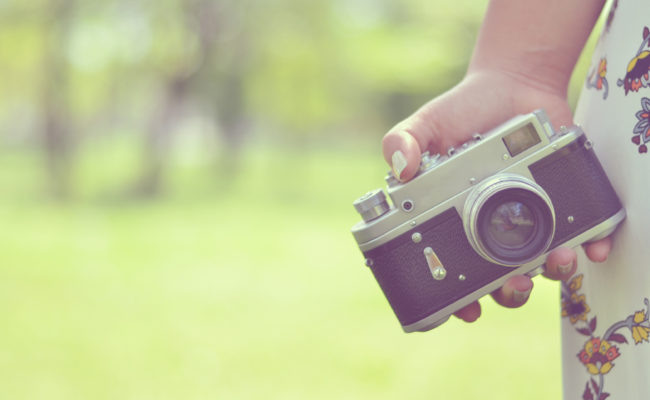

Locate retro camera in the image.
[351,110,625,332]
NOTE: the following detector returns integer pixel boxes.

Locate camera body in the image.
[351,110,625,333]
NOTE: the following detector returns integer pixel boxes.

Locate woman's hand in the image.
[381,70,611,322]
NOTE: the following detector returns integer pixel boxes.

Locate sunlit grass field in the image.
[0,140,563,399]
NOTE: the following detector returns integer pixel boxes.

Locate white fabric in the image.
[563,1,650,399]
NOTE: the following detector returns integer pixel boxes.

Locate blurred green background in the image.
[0,0,600,399]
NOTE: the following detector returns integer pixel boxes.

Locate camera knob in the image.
[354,189,390,223]
[419,151,441,172]
[385,172,400,188]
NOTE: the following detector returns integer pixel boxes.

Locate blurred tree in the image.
[210,0,250,179]
[0,0,487,200]
[135,0,251,196]
[132,0,216,196]
[245,0,485,139]
[41,0,75,199]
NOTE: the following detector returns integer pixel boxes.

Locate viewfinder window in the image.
[502,124,541,157]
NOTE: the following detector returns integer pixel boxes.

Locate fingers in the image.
[491,275,534,308]
[381,129,424,182]
[455,274,537,323]
[583,237,612,262]
[381,96,456,182]
[452,239,610,325]
[455,275,533,325]
[543,247,578,281]
[381,80,507,183]
[454,301,481,322]
[543,237,611,281]
[456,275,533,323]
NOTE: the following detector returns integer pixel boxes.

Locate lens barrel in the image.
[463,174,555,266]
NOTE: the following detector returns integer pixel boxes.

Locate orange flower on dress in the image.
[597,58,607,89]
[598,58,607,77]
[577,337,620,375]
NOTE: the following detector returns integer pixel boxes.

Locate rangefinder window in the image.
[502,124,541,157]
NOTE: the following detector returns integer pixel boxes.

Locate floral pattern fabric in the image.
[562,275,650,399]
[566,0,650,398]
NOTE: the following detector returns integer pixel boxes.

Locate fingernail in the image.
[558,262,574,275]
[513,288,532,303]
[391,150,408,180]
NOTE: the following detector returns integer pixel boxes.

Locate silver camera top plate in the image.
[352,110,580,251]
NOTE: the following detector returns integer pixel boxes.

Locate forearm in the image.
[468,0,606,96]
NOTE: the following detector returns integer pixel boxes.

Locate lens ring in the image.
[462,174,555,267]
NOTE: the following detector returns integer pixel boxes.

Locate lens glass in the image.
[487,201,535,248]
[475,187,554,266]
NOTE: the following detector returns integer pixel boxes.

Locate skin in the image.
[382,0,612,322]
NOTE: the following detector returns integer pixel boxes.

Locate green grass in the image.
[0,141,562,399]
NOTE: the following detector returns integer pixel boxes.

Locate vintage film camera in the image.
[351,110,625,332]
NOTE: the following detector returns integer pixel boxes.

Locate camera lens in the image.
[476,188,554,265]
[487,201,535,248]
[463,174,555,266]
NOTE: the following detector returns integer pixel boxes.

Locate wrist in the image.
[466,0,605,101]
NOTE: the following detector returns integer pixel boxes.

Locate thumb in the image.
[381,78,506,182]
[381,100,478,182]
[382,106,443,182]
[382,128,424,182]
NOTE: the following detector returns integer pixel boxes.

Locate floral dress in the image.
[562,0,650,398]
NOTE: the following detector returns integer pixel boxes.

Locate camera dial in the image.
[463,174,556,266]
[354,189,391,223]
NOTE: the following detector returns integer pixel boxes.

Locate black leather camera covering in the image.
[529,135,622,248]
[363,208,512,326]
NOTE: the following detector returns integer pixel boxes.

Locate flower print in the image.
[568,274,583,292]
[631,323,650,344]
[631,310,650,344]
[617,27,650,95]
[562,275,590,325]
[563,293,591,324]
[597,59,607,89]
[586,58,609,99]
[632,97,650,153]
[577,337,620,375]
[570,295,650,399]
[622,51,650,94]
[634,311,646,324]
